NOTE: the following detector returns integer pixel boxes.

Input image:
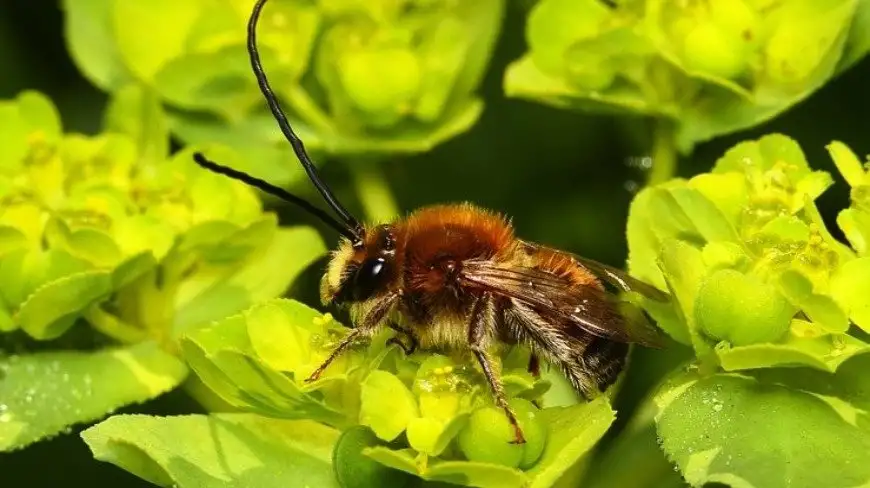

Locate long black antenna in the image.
[193,153,358,241]
[247,0,363,238]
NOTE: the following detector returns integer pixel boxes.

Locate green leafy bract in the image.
[0,342,186,452]
[180,299,368,428]
[654,353,870,488]
[82,413,341,487]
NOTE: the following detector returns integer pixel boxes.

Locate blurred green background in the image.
[1,0,868,486]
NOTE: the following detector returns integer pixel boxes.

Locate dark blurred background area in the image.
[1,0,868,486]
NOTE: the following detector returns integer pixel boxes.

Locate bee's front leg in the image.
[468,292,526,445]
[306,292,398,382]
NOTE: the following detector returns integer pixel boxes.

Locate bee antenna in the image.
[193,152,360,242]
[246,0,364,240]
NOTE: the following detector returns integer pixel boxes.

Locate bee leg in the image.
[468,292,526,445]
[527,354,541,378]
[306,292,398,382]
[386,322,418,356]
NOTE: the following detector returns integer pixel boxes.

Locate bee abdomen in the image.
[566,338,629,397]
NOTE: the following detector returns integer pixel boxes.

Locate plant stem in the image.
[646,119,678,186]
[84,305,147,345]
[350,161,399,224]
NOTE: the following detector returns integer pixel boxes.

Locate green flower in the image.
[123,296,620,487]
[505,0,870,151]
[627,133,869,367]
[62,0,505,184]
[0,88,325,453]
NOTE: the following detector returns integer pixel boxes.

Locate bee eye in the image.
[353,257,388,301]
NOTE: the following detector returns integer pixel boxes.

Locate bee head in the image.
[321,224,399,306]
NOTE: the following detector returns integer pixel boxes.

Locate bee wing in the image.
[460,260,665,347]
[518,240,670,303]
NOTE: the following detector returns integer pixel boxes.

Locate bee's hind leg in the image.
[386,321,418,356]
[528,354,541,378]
[468,292,526,445]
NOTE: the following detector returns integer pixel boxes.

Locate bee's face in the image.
[320,224,399,306]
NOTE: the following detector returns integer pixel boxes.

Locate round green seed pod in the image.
[457,398,547,469]
[695,268,795,346]
[458,406,524,468]
[337,46,421,118]
[511,399,547,469]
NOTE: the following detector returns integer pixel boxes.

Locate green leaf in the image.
[61,0,134,90]
[838,0,870,70]
[167,110,308,189]
[830,257,870,332]
[778,270,849,334]
[714,329,870,373]
[0,342,186,452]
[82,413,341,488]
[154,46,256,115]
[658,239,707,353]
[714,133,810,174]
[826,140,867,188]
[18,270,113,340]
[503,56,669,119]
[838,208,870,256]
[0,91,62,172]
[104,85,169,165]
[688,172,749,230]
[666,185,741,243]
[180,299,357,427]
[0,248,91,310]
[112,0,201,82]
[173,226,326,332]
[654,363,870,488]
[627,187,668,292]
[525,397,615,488]
[15,90,63,140]
[359,370,419,442]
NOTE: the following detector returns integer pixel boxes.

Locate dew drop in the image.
[712,403,723,412]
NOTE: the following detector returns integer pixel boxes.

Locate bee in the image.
[193,0,668,444]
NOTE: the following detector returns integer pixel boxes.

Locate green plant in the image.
[620,134,870,488]
[505,0,870,183]
[62,0,504,187]
[4,1,870,487]
[41,136,868,488]
[0,88,324,451]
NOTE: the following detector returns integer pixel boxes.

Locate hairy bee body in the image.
[321,203,628,398]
